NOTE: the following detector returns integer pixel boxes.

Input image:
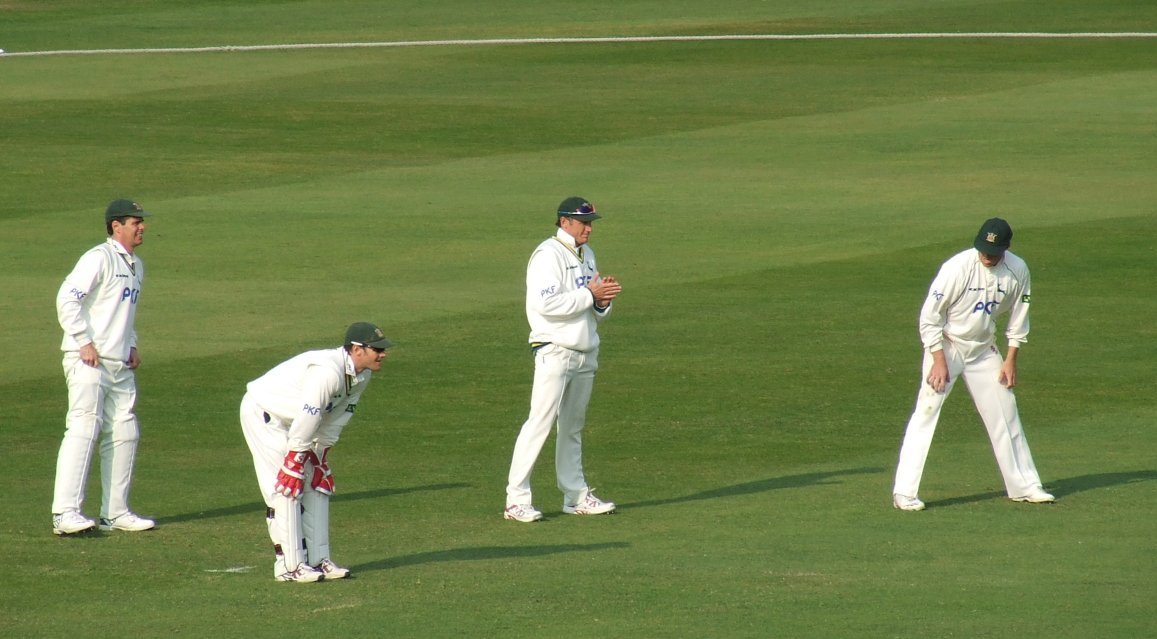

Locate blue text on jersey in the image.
[972,300,999,315]
[121,287,141,304]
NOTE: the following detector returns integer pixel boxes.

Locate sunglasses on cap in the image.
[559,203,597,216]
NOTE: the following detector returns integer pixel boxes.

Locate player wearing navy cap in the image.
[504,197,622,522]
[893,218,1054,511]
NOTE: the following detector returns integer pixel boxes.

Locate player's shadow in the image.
[353,541,630,573]
[621,467,883,510]
[156,482,471,525]
[1048,470,1157,497]
[924,491,1005,508]
[926,470,1156,508]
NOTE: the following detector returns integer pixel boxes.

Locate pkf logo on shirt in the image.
[972,300,999,315]
[121,287,140,304]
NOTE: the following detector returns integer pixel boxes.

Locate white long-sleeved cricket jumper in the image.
[244,347,371,454]
[507,228,613,507]
[56,237,143,360]
[918,248,1031,357]
[52,237,145,518]
[894,248,1044,500]
[240,347,371,573]
[525,228,611,351]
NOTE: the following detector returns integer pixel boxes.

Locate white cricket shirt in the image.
[246,347,372,452]
[918,248,1031,352]
[525,228,611,352]
[56,238,143,362]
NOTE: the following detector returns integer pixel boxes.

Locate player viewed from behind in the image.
[892,218,1054,511]
[52,199,156,536]
[240,322,393,582]
[504,196,622,523]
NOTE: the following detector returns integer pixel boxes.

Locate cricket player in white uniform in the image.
[893,218,1054,511]
[504,197,623,523]
[52,199,156,535]
[240,322,392,582]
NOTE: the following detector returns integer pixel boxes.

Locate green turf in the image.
[2,2,1155,638]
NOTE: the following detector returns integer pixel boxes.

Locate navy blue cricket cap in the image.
[556,196,601,221]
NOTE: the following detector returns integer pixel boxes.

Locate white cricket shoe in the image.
[53,511,97,535]
[892,494,925,511]
[503,504,544,522]
[563,489,616,515]
[276,563,325,583]
[99,513,156,532]
[1012,489,1055,504]
[314,558,350,580]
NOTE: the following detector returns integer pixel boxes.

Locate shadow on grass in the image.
[155,482,471,525]
[352,541,631,573]
[1050,470,1156,498]
[926,470,1157,508]
[621,467,884,510]
[925,491,1006,508]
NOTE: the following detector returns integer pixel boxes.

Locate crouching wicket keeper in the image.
[240,322,392,582]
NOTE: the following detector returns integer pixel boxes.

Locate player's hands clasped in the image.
[309,448,335,495]
[274,450,308,498]
[588,273,622,308]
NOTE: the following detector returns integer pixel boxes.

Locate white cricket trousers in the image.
[893,339,1044,499]
[239,394,331,575]
[506,344,598,507]
[53,355,140,519]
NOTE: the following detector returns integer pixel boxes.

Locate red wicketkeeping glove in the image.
[309,448,335,495]
[274,450,308,498]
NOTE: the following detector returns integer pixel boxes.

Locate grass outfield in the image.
[2,1,1155,637]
